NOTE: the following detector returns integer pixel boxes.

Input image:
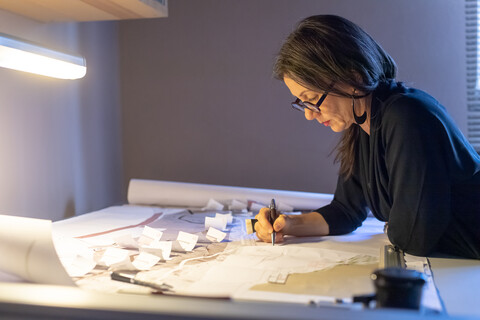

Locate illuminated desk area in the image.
[0,180,479,320]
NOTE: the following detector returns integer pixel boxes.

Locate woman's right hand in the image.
[254,207,290,243]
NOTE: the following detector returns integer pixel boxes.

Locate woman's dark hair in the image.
[273,15,397,177]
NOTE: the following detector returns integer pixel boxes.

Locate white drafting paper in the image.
[206,227,227,242]
[205,216,227,231]
[0,215,75,286]
[52,206,171,249]
[203,198,225,211]
[127,179,333,211]
[53,205,164,239]
[182,245,378,297]
[138,226,163,246]
[61,255,97,278]
[54,236,96,277]
[233,290,339,305]
[172,231,198,252]
[140,240,172,260]
[216,212,233,224]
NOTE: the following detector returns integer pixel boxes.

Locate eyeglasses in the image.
[291,91,329,113]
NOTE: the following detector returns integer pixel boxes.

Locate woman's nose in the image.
[304,109,315,120]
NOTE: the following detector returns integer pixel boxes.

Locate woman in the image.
[255,15,480,259]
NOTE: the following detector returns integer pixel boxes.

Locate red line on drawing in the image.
[74,212,163,239]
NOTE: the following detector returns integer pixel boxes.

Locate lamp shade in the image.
[0,33,86,80]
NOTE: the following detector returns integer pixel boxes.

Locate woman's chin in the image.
[329,124,344,132]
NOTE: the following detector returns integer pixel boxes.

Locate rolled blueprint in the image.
[0,215,75,286]
[127,179,333,211]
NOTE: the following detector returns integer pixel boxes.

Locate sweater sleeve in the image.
[382,95,452,256]
[315,164,369,235]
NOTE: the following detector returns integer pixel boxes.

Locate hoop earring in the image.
[352,93,367,125]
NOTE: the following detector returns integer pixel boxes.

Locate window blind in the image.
[466,0,480,152]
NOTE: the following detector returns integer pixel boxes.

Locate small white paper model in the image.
[132,252,161,270]
[216,213,233,224]
[228,199,248,211]
[172,231,198,252]
[140,240,172,260]
[205,216,227,231]
[138,226,163,246]
[203,198,224,211]
[98,248,130,267]
[206,227,227,242]
[114,234,139,249]
[268,271,289,284]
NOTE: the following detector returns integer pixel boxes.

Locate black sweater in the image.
[317,81,480,259]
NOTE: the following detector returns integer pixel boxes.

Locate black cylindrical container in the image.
[372,267,426,310]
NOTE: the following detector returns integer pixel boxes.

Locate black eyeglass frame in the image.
[291,90,329,113]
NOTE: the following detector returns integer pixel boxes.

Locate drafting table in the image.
[0,180,479,320]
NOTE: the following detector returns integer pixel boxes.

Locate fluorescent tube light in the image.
[0,33,86,80]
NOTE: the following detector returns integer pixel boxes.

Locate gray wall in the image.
[119,0,466,195]
[0,0,467,220]
[0,11,123,220]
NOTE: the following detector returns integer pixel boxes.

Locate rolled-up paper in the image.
[127,179,333,211]
[0,215,75,286]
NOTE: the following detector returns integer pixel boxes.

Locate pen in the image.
[111,271,173,293]
[269,198,278,246]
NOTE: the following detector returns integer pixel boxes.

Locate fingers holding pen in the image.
[254,209,288,243]
[256,207,274,233]
[272,214,287,233]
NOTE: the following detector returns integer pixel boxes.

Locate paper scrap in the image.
[203,198,224,211]
[138,226,163,246]
[140,240,172,261]
[268,271,289,284]
[172,231,198,252]
[132,252,161,270]
[228,199,248,211]
[206,227,227,243]
[205,216,227,231]
[216,212,233,224]
[114,234,139,249]
[98,248,130,267]
[248,201,265,212]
